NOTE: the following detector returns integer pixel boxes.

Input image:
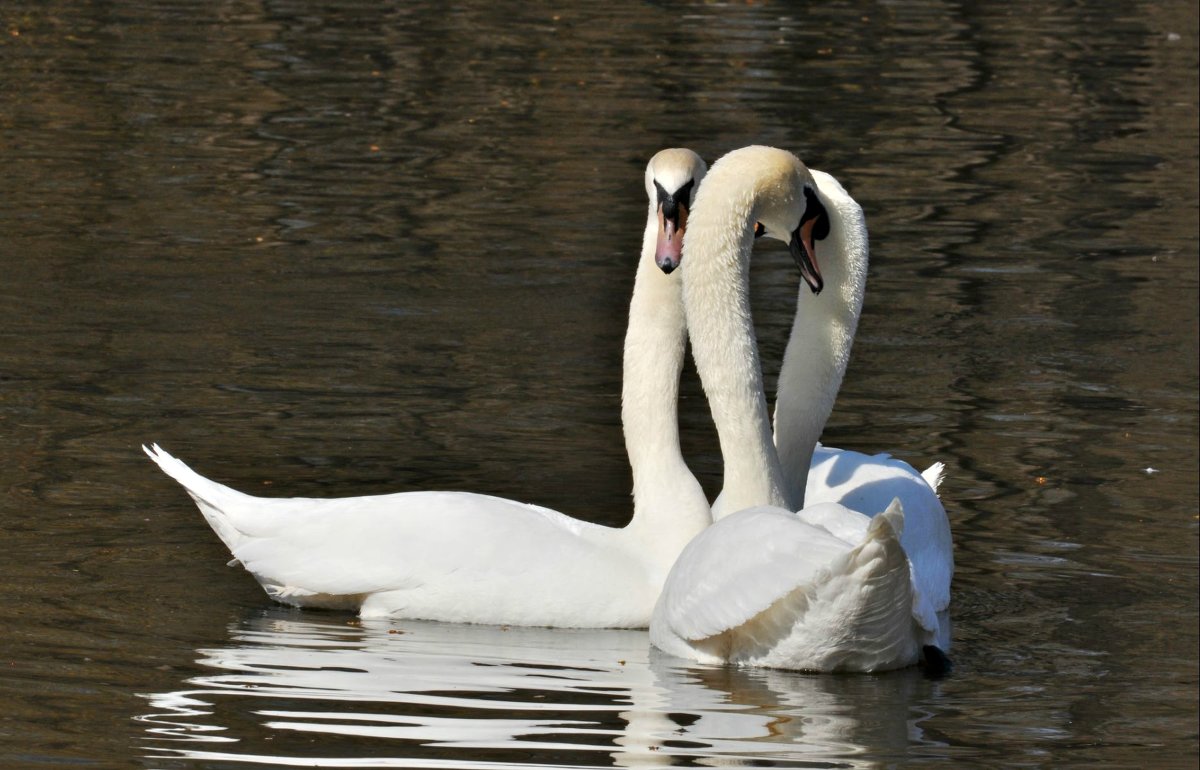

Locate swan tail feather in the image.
[143,443,255,554]
[872,497,905,540]
[818,498,922,670]
[921,462,946,493]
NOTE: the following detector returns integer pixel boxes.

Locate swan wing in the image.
[653,500,928,671]
[735,500,923,671]
[230,491,599,597]
[653,505,861,642]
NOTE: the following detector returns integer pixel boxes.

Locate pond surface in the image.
[1,1,1196,767]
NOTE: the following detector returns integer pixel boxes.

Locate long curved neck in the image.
[683,180,790,519]
[623,204,710,559]
[774,171,868,509]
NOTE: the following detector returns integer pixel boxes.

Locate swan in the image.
[145,148,711,628]
[766,168,953,616]
[650,146,949,671]
[649,152,952,616]
[700,147,952,617]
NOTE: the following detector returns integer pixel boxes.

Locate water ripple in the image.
[137,610,944,767]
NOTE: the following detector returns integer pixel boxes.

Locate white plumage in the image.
[146,149,712,628]
[806,445,952,615]
[651,146,952,671]
[653,500,932,672]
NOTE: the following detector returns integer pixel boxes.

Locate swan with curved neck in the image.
[651,146,948,671]
[145,149,711,628]
[769,168,954,615]
[689,148,952,615]
[769,169,867,510]
[679,149,796,517]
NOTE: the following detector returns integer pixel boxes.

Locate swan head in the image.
[719,146,830,294]
[645,149,707,274]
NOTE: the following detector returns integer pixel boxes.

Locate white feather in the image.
[146,150,713,628]
[652,147,950,671]
[653,500,922,672]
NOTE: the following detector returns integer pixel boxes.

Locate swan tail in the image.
[143,443,255,554]
[816,498,922,671]
[921,462,946,494]
[871,497,905,540]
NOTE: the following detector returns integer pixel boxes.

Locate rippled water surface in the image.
[1,1,1196,768]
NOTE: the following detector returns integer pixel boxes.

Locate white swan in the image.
[650,146,948,672]
[767,169,954,617]
[145,148,711,628]
[700,162,952,615]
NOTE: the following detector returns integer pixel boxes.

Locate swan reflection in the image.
[138,610,939,767]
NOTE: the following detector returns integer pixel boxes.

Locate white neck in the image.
[682,157,792,518]
[622,201,710,562]
[773,170,869,509]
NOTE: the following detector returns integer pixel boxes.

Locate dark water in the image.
[1,1,1196,767]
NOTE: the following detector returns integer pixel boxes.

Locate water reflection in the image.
[138,610,942,768]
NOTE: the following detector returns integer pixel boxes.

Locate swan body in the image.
[147,148,712,628]
[806,445,952,613]
[651,146,949,670]
[652,500,936,671]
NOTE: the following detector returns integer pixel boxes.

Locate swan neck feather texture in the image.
[682,146,800,518]
[773,169,869,509]
[622,159,710,562]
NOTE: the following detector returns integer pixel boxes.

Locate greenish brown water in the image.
[0,1,1196,767]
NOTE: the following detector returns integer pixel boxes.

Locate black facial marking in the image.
[753,222,766,238]
[675,179,695,207]
[655,178,695,228]
[802,186,830,240]
[655,180,679,224]
[654,180,669,206]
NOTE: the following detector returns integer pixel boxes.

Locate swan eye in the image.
[753,222,766,238]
